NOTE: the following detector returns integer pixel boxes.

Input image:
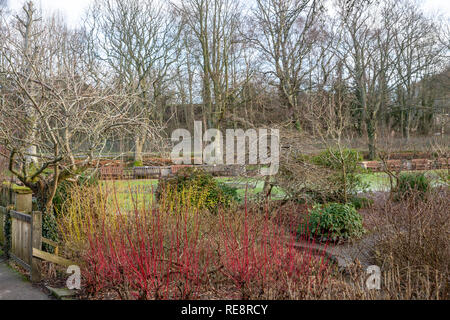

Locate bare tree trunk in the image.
[134,136,145,164]
[367,118,376,160]
[19,2,39,166]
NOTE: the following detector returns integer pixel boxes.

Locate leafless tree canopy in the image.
[0,2,138,211]
[0,0,448,210]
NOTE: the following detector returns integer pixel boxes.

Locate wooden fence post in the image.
[14,189,33,213]
[30,211,42,282]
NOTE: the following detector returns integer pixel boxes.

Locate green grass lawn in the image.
[101,177,286,209]
[100,170,448,209]
[357,169,448,192]
[358,172,391,192]
[101,179,158,211]
[217,177,286,200]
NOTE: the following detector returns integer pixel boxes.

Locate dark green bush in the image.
[3,211,11,256]
[156,168,238,212]
[349,196,374,210]
[395,173,430,201]
[52,183,68,215]
[217,182,241,203]
[42,213,58,253]
[298,203,365,241]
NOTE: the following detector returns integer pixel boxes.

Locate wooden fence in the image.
[99,164,247,180]
[0,183,73,282]
[360,158,449,172]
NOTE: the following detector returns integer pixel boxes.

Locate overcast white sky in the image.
[7,0,93,27]
[6,0,450,28]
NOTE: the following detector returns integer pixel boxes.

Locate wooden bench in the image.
[100,164,124,180]
[362,161,383,172]
[385,160,403,171]
[435,158,449,169]
[411,159,431,170]
[133,166,161,179]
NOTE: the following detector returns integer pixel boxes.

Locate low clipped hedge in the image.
[349,196,374,210]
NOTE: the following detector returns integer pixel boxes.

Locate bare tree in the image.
[392,0,444,140]
[250,0,325,125]
[173,0,245,130]
[334,0,399,159]
[86,0,182,163]
[0,5,136,213]
[12,1,41,165]
[303,63,359,202]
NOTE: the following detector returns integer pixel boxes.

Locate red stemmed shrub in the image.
[83,206,213,299]
[77,187,334,300]
[216,199,332,299]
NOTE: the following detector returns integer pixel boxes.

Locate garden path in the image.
[0,256,51,300]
